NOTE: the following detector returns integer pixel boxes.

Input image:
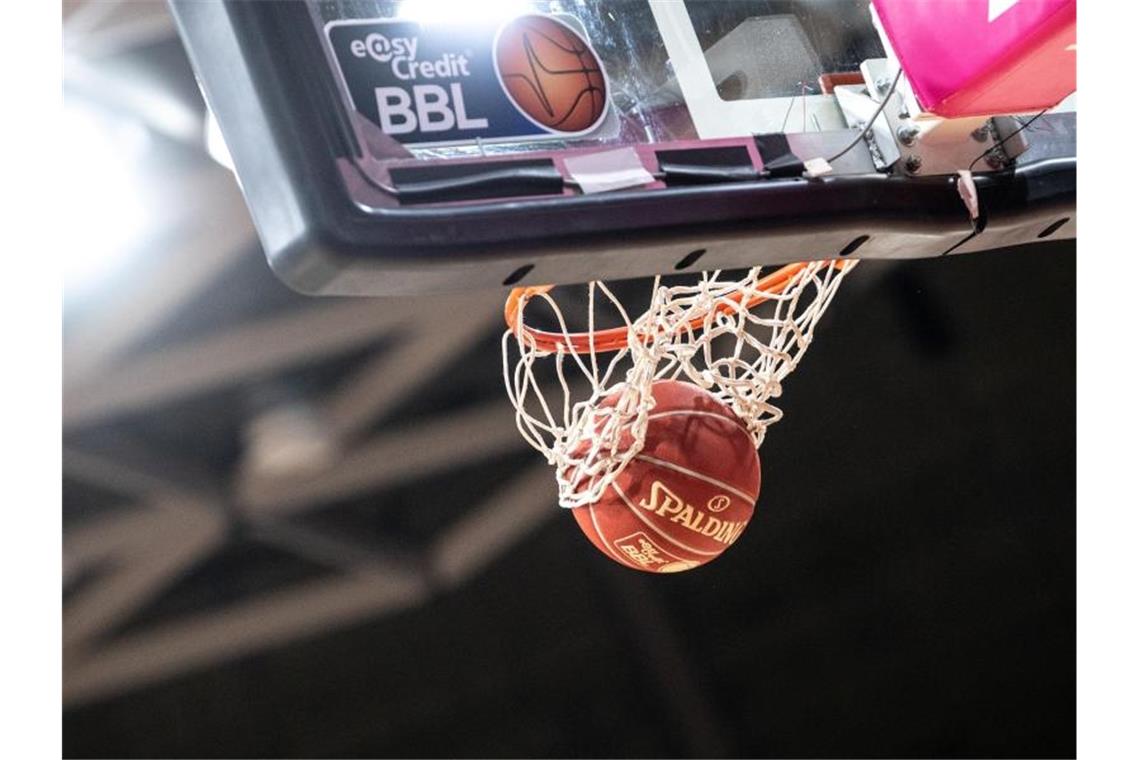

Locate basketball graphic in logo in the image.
[493,15,609,134]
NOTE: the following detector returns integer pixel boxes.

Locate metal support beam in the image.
[63,570,428,707]
[64,500,225,651]
[322,297,500,440]
[238,402,528,515]
[64,300,407,429]
[64,434,225,502]
[430,465,557,587]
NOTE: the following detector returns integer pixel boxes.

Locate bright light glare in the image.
[245,401,339,477]
[205,109,234,171]
[397,0,533,26]
[64,104,153,293]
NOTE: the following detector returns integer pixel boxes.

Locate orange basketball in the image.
[494,15,608,133]
[572,380,760,573]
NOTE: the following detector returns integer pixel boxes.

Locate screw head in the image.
[985,150,1005,169]
[904,155,922,174]
[897,125,919,146]
[972,123,992,142]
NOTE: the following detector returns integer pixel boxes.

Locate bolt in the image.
[875,76,891,93]
[985,150,1005,169]
[972,122,992,142]
[897,125,920,146]
[904,155,922,174]
[898,108,910,120]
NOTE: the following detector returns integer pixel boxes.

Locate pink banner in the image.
[872,0,1076,117]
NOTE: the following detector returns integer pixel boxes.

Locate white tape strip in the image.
[564,148,655,194]
[957,169,980,220]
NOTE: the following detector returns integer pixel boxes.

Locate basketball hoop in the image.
[502,260,856,510]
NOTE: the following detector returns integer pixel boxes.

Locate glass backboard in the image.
[170,0,1075,295]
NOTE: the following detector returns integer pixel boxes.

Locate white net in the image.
[502,260,856,508]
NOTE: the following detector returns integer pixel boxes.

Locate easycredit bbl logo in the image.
[325,15,610,146]
[349,32,416,65]
[343,29,486,135]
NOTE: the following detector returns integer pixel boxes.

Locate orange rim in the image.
[504,261,849,354]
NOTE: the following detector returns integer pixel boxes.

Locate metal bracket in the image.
[833,84,900,171]
[837,58,1024,177]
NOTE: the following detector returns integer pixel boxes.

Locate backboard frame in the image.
[170,0,1075,297]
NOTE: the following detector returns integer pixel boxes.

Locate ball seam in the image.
[587,502,645,570]
[646,409,753,440]
[632,454,759,504]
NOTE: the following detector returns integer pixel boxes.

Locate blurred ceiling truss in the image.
[64,264,553,706]
[65,285,554,706]
[62,1,560,708]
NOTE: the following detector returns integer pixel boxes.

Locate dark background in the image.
[62,1,1074,757]
[65,246,1075,759]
